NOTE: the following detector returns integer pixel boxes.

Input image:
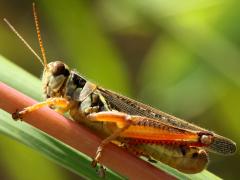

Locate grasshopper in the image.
[4,3,236,175]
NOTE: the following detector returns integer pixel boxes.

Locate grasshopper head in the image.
[4,5,70,99]
[42,61,70,98]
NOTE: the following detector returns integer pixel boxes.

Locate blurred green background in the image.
[0,0,239,179]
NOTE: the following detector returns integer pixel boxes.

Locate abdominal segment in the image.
[124,142,208,174]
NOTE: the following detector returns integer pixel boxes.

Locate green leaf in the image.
[151,161,221,180]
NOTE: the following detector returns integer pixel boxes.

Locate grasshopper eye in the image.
[52,62,70,77]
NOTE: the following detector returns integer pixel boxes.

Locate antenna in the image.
[3,18,45,66]
[32,2,48,68]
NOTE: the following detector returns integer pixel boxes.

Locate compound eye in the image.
[52,62,70,77]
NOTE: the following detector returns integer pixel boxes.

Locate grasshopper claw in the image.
[97,165,106,178]
[12,109,23,120]
[92,149,103,167]
[91,159,98,168]
[91,145,103,168]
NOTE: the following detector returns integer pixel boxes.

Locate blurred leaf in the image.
[140,38,229,118]
[112,0,240,87]
[40,0,130,95]
[219,89,240,142]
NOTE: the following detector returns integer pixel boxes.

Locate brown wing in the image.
[98,87,236,155]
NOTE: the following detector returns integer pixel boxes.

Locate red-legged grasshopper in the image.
[4,3,236,176]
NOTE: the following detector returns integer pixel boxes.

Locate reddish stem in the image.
[0,83,175,180]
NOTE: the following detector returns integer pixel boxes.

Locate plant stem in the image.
[0,82,174,180]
